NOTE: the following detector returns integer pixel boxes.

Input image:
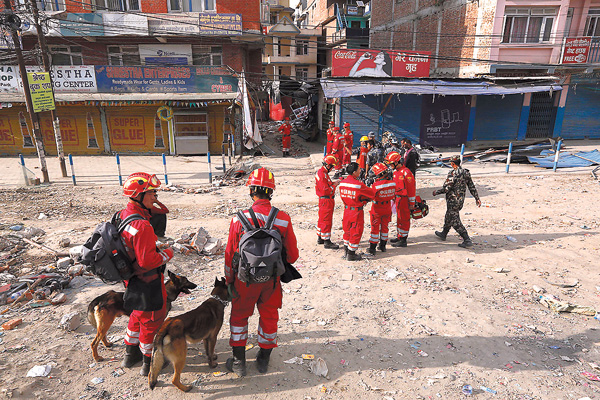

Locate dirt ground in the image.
[1,130,600,400]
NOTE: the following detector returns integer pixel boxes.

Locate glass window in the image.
[585,10,600,36]
[49,46,83,66]
[192,45,222,66]
[295,67,308,81]
[169,0,181,11]
[502,8,556,43]
[107,45,140,66]
[183,0,216,12]
[296,39,309,55]
[37,0,65,11]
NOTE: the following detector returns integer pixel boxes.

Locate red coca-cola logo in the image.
[334,51,357,59]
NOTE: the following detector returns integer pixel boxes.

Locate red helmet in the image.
[328,120,335,125]
[285,117,290,121]
[123,172,161,197]
[343,122,350,128]
[371,162,387,176]
[333,127,340,131]
[385,151,401,164]
[247,168,275,190]
[323,155,338,166]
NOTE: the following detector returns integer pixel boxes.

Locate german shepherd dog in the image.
[87,270,197,362]
[148,277,229,392]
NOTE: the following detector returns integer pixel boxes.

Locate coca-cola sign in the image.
[331,48,431,78]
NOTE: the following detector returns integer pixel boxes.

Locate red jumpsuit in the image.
[369,178,396,244]
[326,128,335,155]
[393,166,416,239]
[278,122,292,153]
[342,129,353,167]
[120,202,174,357]
[331,132,345,171]
[339,176,376,252]
[358,146,369,170]
[225,199,299,350]
[315,166,336,241]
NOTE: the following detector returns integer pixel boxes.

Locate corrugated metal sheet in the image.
[472,94,523,141]
[561,84,600,139]
[340,96,380,147]
[381,94,421,144]
[528,150,600,168]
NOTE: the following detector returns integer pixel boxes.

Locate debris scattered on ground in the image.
[26,364,52,377]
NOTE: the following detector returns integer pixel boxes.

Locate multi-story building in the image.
[0,0,263,156]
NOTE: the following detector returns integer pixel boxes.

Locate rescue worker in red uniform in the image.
[315,155,340,249]
[119,172,175,376]
[342,122,353,168]
[278,118,292,157]
[224,168,299,376]
[339,162,376,261]
[367,163,396,255]
[331,127,345,178]
[357,136,370,171]
[385,151,416,248]
[326,120,336,155]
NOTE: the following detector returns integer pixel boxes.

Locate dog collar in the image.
[211,295,230,307]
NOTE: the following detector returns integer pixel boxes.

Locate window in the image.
[295,66,308,81]
[183,0,216,12]
[585,9,600,36]
[192,45,222,66]
[296,39,309,55]
[107,46,141,66]
[92,0,139,11]
[37,0,65,11]
[502,8,556,43]
[174,113,208,137]
[168,0,182,11]
[49,46,83,65]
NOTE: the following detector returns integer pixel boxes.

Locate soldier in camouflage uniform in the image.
[432,155,481,248]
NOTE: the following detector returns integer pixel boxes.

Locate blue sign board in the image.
[94,65,238,94]
[60,13,104,37]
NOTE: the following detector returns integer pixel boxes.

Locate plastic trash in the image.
[480,386,497,394]
[506,236,518,243]
[26,364,52,377]
[91,377,104,384]
[309,357,328,377]
[9,225,23,231]
[462,385,473,395]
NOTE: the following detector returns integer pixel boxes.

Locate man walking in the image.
[279,118,292,157]
[326,120,336,155]
[401,138,419,177]
[315,155,340,249]
[433,155,481,248]
[224,168,299,375]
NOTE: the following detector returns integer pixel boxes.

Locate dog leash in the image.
[211,295,230,307]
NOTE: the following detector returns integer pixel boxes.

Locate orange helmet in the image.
[371,162,387,176]
[385,151,402,164]
[343,122,350,128]
[123,172,161,198]
[247,167,275,190]
[323,155,338,166]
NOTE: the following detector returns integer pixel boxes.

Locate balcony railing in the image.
[327,27,369,46]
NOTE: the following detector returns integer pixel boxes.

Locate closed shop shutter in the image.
[472,94,523,141]
[381,94,421,145]
[340,96,380,147]
[561,84,600,139]
[526,92,556,139]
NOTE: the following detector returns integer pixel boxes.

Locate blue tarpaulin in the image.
[527,150,600,168]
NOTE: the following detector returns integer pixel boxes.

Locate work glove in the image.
[227,283,239,301]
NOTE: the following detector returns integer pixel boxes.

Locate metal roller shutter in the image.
[340,96,380,147]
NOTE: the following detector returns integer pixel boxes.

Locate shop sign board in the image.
[109,115,146,146]
[331,48,431,78]
[60,13,104,36]
[561,37,592,64]
[420,95,471,147]
[27,72,55,113]
[148,13,200,35]
[198,13,242,35]
[0,65,97,93]
[139,44,192,66]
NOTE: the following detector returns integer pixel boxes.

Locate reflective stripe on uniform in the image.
[139,341,153,356]
[230,324,248,342]
[125,329,140,345]
[233,211,289,228]
[258,326,277,345]
[377,182,396,189]
[339,183,362,189]
[381,232,389,240]
[124,225,139,236]
[321,232,331,239]
[348,242,359,251]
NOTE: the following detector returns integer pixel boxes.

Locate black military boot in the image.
[390,237,400,243]
[317,236,325,245]
[347,250,362,261]
[435,228,449,241]
[140,355,151,376]
[256,347,272,373]
[121,344,143,368]
[391,237,407,247]
[226,346,247,376]
[458,233,473,248]
[366,242,377,255]
[378,240,387,252]
[323,240,339,249]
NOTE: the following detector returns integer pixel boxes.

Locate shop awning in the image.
[320,78,563,98]
[0,92,237,103]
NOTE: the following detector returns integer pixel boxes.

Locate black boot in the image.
[226,346,247,376]
[391,237,407,247]
[366,242,377,255]
[342,246,348,259]
[458,233,473,248]
[390,237,400,243]
[140,355,151,376]
[435,229,449,241]
[323,239,339,249]
[347,250,362,261]
[121,344,143,368]
[317,236,325,245]
[256,348,272,373]
[378,240,387,252]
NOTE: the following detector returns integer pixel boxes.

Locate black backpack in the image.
[80,212,144,284]
[236,207,285,285]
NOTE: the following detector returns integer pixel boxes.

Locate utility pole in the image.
[3,0,49,183]
[29,0,66,177]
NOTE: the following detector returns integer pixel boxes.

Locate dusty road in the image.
[0,134,599,400]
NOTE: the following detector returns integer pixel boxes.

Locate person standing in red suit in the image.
[326,120,336,155]
[119,172,174,376]
[367,163,396,255]
[278,118,292,157]
[342,122,353,168]
[315,155,340,250]
[331,127,345,178]
[338,162,376,261]
[385,151,416,248]
[224,168,299,376]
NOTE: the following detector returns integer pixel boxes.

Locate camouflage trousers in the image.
[443,202,468,237]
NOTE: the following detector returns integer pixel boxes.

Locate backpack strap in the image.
[236,210,254,233]
[265,207,279,230]
[117,213,145,234]
[247,208,261,229]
